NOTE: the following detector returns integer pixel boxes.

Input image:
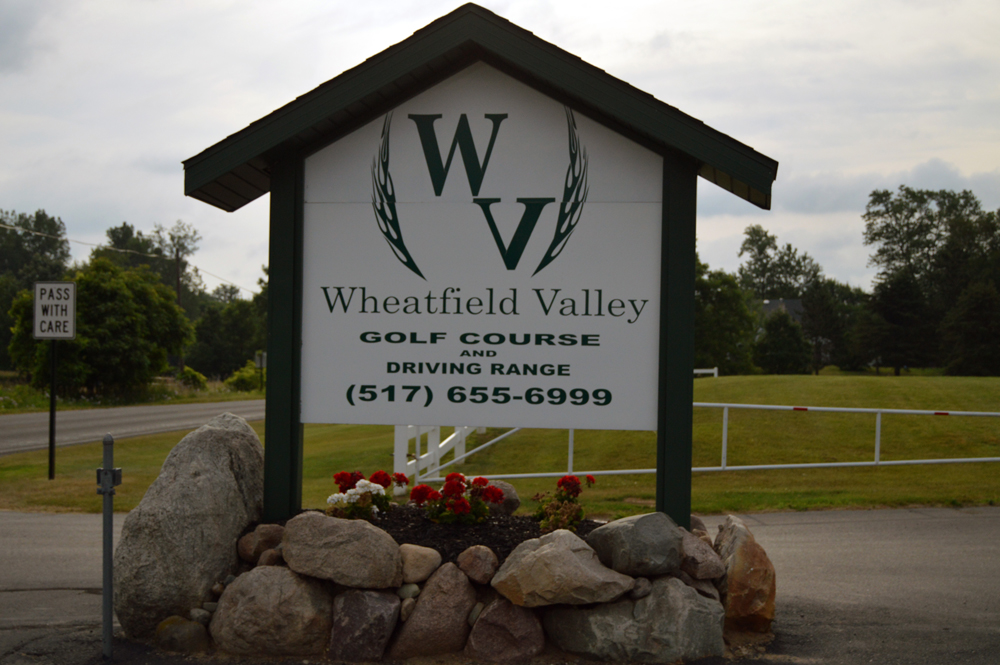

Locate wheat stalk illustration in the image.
[372,112,425,280]
[533,107,589,276]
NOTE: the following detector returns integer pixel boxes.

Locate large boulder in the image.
[282,511,402,588]
[329,590,400,662]
[113,413,264,638]
[465,598,544,663]
[680,527,726,580]
[388,563,477,659]
[715,515,777,632]
[491,529,634,607]
[457,545,499,584]
[209,566,333,656]
[585,512,684,577]
[543,576,724,663]
[400,543,442,584]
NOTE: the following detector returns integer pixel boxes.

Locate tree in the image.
[753,310,811,374]
[0,209,71,370]
[211,284,241,304]
[737,224,822,299]
[186,299,260,380]
[694,256,757,374]
[940,281,1000,376]
[866,269,935,375]
[8,258,193,396]
[801,278,868,373]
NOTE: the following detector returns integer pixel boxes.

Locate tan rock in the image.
[209,566,332,655]
[256,549,283,566]
[400,543,442,583]
[388,563,477,659]
[715,515,776,632]
[400,597,416,622]
[457,545,499,584]
[491,529,634,607]
[282,512,402,588]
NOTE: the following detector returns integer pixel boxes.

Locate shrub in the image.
[533,474,595,533]
[177,366,207,390]
[224,360,264,392]
[409,473,504,525]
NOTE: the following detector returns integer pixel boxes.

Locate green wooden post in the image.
[656,153,698,530]
[263,156,305,522]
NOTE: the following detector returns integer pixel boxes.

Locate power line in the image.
[0,221,258,295]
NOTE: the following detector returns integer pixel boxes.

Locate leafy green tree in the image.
[866,269,935,375]
[186,299,260,380]
[737,224,822,299]
[940,281,1000,376]
[801,278,868,373]
[694,256,757,374]
[0,209,71,370]
[753,310,811,374]
[211,284,241,304]
[8,258,193,396]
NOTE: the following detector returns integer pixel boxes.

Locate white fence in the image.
[396,402,1000,483]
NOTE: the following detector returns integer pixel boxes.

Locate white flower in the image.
[327,493,347,505]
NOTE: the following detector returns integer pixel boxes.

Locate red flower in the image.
[471,476,489,487]
[449,497,471,515]
[334,471,364,493]
[369,470,392,488]
[586,475,596,487]
[482,485,505,504]
[427,489,442,502]
[557,475,582,498]
[445,472,466,484]
[442,479,466,498]
[410,484,436,505]
[392,472,409,487]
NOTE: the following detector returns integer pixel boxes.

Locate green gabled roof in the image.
[183,3,778,212]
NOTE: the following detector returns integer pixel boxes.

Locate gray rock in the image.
[681,527,726,579]
[400,597,416,622]
[189,608,211,626]
[329,590,400,662]
[400,543,442,583]
[154,616,211,653]
[544,576,724,662]
[397,583,420,599]
[585,512,683,577]
[201,601,218,612]
[282,511,402,588]
[113,413,264,638]
[629,577,652,600]
[239,524,285,564]
[388,563,477,659]
[465,598,544,663]
[457,545,499,584]
[690,514,708,533]
[672,570,722,602]
[491,529,634,607]
[488,480,520,516]
[209,566,332,656]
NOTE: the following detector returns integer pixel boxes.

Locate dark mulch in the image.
[370,504,601,565]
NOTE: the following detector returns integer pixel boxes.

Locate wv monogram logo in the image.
[371,107,589,279]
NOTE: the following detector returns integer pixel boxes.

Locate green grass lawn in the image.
[1,374,997,517]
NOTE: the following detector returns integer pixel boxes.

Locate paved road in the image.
[1,506,998,664]
[0,401,265,456]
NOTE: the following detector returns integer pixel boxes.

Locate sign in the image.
[301,65,662,430]
[34,281,76,340]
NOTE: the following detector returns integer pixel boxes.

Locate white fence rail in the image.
[397,402,1000,483]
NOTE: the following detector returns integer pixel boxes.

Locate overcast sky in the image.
[2,0,998,295]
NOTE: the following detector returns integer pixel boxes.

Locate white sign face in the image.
[301,64,663,430]
[34,281,76,340]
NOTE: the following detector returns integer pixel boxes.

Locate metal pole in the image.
[875,411,882,464]
[48,340,56,480]
[97,433,121,660]
[721,406,729,470]
[568,429,574,473]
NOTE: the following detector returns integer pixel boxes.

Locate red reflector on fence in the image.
[793,407,808,411]
[934,412,949,416]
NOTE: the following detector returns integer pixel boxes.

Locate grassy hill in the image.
[1,375,997,516]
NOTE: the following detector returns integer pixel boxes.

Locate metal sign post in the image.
[97,434,122,660]
[34,282,76,479]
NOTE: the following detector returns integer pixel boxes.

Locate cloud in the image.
[0,1,56,73]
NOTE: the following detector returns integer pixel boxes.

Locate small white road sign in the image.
[34,281,76,340]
